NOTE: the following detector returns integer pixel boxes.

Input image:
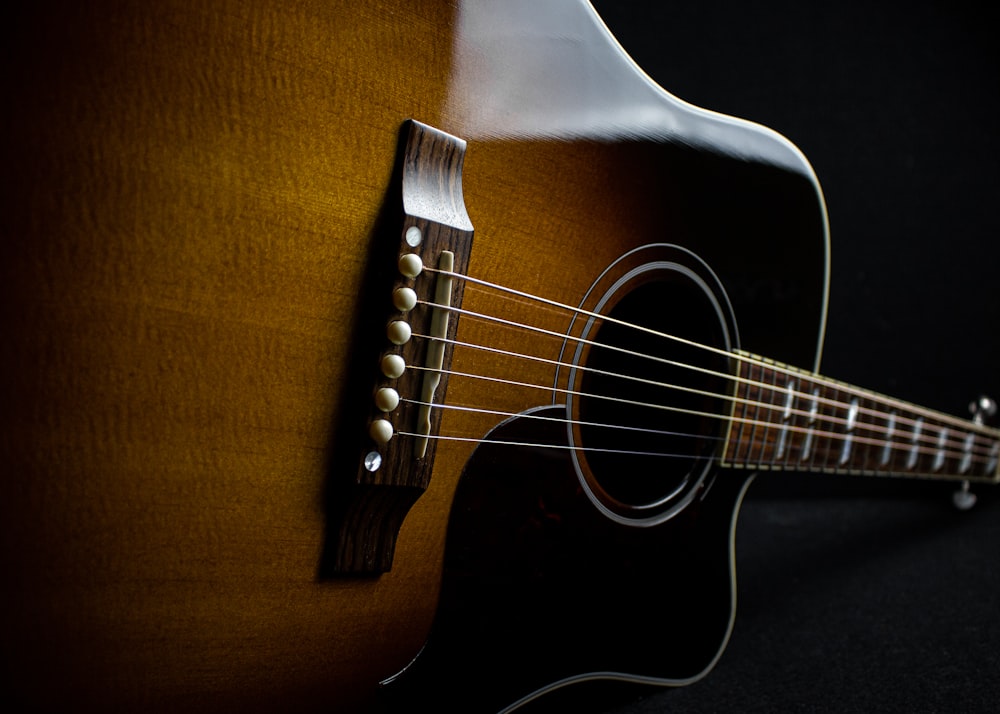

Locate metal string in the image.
[385,266,1000,475]
[410,302,996,461]
[424,265,998,438]
[406,360,996,467]
[400,398,726,443]
[412,328,994,457]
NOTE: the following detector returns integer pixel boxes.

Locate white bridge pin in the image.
[398,253,423,278]
[380,354,405,379]
[386,320,411,345]
[375,387,400,412]
[369,419,393,445]
[392,287,417,312]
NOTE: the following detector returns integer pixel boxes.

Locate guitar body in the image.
[1,1,828,711]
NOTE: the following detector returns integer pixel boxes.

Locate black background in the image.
[586,2,999,712]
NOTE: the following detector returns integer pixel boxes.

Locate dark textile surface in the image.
[612,488,1000,712]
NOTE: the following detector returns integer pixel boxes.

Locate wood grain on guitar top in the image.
[0,1,828,712]
[2,3,457,710]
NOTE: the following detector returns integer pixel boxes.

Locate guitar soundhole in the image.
[565,246,737,526]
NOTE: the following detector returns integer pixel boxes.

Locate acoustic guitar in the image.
[1,1,996,712]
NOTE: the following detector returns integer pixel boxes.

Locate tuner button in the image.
[369,419,393,445]
[398,253,423,278]
[392,287,417,312]
[969,395,997,425]
[375,387,400,412]
[978,396,997,417]
[380,354,405,379]
[952,479,977,511]
[386,320,411,345]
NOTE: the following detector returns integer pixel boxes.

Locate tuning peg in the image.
[952,396,996,511]
[969,395,997,425]
[952,480,977,511]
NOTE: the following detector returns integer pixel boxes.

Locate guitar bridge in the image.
[328,121,474,574]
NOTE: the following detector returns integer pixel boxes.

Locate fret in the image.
[941,423,965,476]
[861,395,885,472]
[775,374,817,466]
[845,392,874,473]
[986,440,1000,476]
[774,377,796,462]
[725,359,798,468]
[883,411,915,474]
[809,383,841,472]
[722,359,752,466]
[730,365,753,465]
[719,350,1000,484]
[880,411,897,468]
[799,383,822,465]
[754,360,785,468]
[906,416,924,471]
[920,420,948,475]
[967,431,993,476]
[958,431,975,474]
[950,426,977,476]
[953,427,978,476]
[932,425,949,472]
[837,396,859,467]
[722,358,773,468]
[794,379,817,466]
[742,361,765,467]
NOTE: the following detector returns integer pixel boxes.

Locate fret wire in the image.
[763,363,782,466]
[727,368,999,475]
[726,424,1000,474]
[753,363,768,468]
[857,395,880,471]
[733,364,750,462]
[746,362,764,468]
[742,356,997,455]
[813,384,828,467]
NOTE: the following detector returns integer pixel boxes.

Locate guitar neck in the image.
[721,351,1000,483]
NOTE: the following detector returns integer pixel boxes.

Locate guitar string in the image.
[400,402,720,463]
[400,398,726,443]
[436,268,996,437]
[411,328,996,458]
[415,297,995,455]
[409,300,996,459]
[397,398,937,465]
[423,265,997,437]
[393,430,707,460]
[405,361,997,467]
[390,265,999,469]
[394,428,1000,481]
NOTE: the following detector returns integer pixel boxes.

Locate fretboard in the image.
[720,351,1000,483]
